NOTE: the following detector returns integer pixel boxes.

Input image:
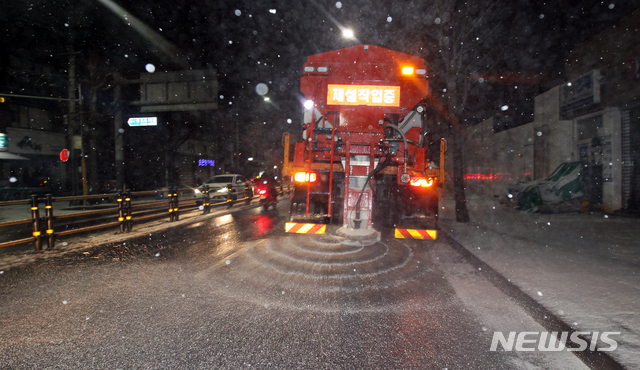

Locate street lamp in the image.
[342,28,355,39]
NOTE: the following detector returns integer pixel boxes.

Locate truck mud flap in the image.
[285,222,326,234]
[394,228,437,240]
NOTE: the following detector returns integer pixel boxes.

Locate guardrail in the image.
[0,187,256,252]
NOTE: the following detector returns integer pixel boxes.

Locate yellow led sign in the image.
[327,84,400,107]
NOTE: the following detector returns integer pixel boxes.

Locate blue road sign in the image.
[127,117,157,126]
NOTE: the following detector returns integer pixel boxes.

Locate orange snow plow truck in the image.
[285,45,445,241]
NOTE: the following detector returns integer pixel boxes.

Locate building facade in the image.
[463,11,640,213]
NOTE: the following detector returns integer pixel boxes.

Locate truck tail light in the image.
[402,66,414,75]
[410,178,433,187]
[294,172,317,183]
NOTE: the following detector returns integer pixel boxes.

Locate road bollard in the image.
[203,185,210,214]
[45,194,55,249]
[30,194,43,251]
[168,192,175,221]
[117,193,126,233]
[244,185,251,205]
[226,185,234,209]
[169,188,179,221]
[125,191,132,232]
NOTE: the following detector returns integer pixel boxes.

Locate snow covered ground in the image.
[439,193,640,369]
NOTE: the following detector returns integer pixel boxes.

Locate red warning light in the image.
[60,149,69,162]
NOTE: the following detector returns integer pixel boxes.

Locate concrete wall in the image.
[463,87,574,199]
[605,108,623,212]
[532,87,574,178]
[459,12,638,211]
[462,87,624,212]
[463,117,534,198]
[585,107,623,213]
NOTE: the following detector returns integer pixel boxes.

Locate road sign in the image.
[60,149,69,162]
[127,117,157,126]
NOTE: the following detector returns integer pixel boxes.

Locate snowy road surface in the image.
[0,201,592,369]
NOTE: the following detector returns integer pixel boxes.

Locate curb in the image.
[440,227,624,370]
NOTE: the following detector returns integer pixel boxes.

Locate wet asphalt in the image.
[0,201,588,369]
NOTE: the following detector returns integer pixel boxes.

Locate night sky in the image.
[2,0,640,170]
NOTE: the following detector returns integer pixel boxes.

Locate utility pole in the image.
[235,120,239,170]
[68,52,78,194]
[79,83,88,198]
[113,73,124,192]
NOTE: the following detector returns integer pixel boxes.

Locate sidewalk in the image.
[439,193,640,369]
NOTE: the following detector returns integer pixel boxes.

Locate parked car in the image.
[194,174,253,205]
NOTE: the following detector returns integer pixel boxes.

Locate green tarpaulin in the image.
[510,162,586,212]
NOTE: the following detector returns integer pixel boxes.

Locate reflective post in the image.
[45,194,55,249]
[203,185,210,214]
[169,188,179,221]
[125,191,132,232]
[168,191,175,221]
[173,189,179,221]
[226,184,234,209]
[244,184,251,204]
[30,195,42,251]
[117,193,125,233]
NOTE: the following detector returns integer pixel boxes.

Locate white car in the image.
[194,174,253,204]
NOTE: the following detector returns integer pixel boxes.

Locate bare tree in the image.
[393,0,520,222]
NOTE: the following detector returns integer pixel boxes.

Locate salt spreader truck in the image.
[285,45,445,241]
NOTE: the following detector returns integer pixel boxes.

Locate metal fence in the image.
[0,187,255,252]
